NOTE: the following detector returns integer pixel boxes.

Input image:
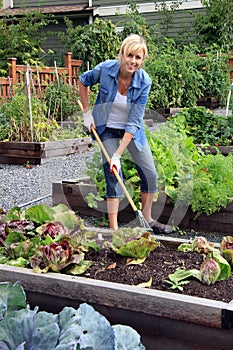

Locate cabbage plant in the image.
[0,282,145,350]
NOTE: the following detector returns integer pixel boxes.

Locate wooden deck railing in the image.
[0,52,82,99]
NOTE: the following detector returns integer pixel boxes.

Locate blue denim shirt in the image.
[79,59,152,151]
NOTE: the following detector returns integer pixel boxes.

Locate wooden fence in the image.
[0,52,232,100]
[0,52,82,99]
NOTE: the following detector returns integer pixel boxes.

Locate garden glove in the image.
[110,153,121,174]
[83,110,95,132]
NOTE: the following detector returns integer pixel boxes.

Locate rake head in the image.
[135,210,154,233]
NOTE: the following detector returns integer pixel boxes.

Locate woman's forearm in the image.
[78,80,90,113]
[115,132,133,156]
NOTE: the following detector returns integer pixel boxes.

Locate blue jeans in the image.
[100,128,158,198]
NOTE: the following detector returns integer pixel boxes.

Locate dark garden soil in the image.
[82,244,233,303]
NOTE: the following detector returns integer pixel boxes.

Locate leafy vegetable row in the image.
[0,203,232,292]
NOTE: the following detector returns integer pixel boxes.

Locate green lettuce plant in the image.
[109,227,160,259]
[0,282,145,350]
[163,269,200,291]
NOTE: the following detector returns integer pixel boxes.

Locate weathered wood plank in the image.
[0,263,231,330]
[0,149,42,157]
[0,141,44,150]
[0,138,92,165]
[42,138,91,150]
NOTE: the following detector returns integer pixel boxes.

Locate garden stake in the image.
[26,64,34,142]
[91,127,154,233]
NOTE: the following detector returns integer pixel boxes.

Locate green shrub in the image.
[169,106,233,146]
[145,39,230,108]
[42,78,81,121]
[0,93,58,142]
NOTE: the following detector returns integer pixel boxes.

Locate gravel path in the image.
[0,148,95,211]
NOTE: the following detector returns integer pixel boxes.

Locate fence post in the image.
[8,58,17,84]
[229,53,233,80]
[64,52,72,84]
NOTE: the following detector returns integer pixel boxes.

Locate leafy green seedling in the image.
[164,268,201,291]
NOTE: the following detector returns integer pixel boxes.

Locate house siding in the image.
[93,1,204,40]
[92,0,203,11]
[13,0,87,7]
[6,1,205,61]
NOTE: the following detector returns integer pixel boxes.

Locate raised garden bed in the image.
[52,178,233,234]
[0,233,232,350]
[0,137,92,165]
[197,97,219,109]
[205,145,233,156]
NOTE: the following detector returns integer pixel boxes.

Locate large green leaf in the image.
[53,204,83,230]
[112,228,159,258]
[0,283,146,350]
[0,282,26,320]
[24,204,55,224]
[209,251,231,281]
[0,308,59,350]
[113,325,145,350]
[52,304,116,349]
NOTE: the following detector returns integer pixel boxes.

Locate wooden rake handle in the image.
[91,127,138,212]
[77,99,137,213]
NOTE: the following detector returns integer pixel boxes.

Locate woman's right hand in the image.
[110,153,121,173]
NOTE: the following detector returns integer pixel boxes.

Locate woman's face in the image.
[121,49,144,75]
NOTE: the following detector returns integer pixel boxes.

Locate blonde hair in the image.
[118,34,148,61]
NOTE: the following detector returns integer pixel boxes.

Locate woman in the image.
[78,34,172,233]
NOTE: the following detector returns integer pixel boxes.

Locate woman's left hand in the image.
[110,153,121,173]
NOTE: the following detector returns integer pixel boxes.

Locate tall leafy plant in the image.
[59,18,120,71]
[0,92,59,142]
[154,0,183,37]
[117,0,153,43]
[0,11,55,75]
[195,47,231,104]
[42,77,81,121]
[145,40,205,108]
[193,0,233,51]
[145,39,230,108]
